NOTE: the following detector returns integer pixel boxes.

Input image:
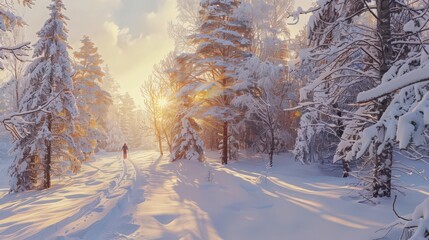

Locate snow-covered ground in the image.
[0,150,428,239]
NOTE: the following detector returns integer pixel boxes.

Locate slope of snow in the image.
[0,150,428,239]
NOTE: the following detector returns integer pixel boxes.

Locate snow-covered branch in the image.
[1,89,66,140]
[357,64,429,103]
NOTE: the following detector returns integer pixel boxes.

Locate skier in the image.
[122,143,129,159]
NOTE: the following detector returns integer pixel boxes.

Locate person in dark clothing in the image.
[122,143,129,159]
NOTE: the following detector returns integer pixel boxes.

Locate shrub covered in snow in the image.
[403,197,429,240]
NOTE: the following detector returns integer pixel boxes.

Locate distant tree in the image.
[101,66,125,151]
[141,78,167,155]
[72,36,112,159]
[0,0,33,115]
[170,0,200,52]
[241,0,296,154]
[150,53,180,152]
[0,0,32,72]
[119,93,141,148]
[2,27,30,110]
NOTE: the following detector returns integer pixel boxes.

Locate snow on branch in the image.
[357,64,429,103]
[402,197,429,240]
[0,89,66,140]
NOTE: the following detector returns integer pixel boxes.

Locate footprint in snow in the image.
[36,198,63,204]
[154,214,178,225]
[64,194,91,199]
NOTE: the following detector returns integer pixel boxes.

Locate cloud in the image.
[18,0,178,106]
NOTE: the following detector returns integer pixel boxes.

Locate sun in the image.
[158,97,168,108]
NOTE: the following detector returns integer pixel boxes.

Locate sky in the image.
[17,0,313,106]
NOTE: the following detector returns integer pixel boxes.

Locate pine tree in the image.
[191,0,252,164]
[9,0,78,191]
[72,36,112,160]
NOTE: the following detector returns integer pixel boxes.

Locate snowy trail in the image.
[1,150,429,239]
[85,151,221,240]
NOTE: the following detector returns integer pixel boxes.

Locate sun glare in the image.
[158,97,168,108]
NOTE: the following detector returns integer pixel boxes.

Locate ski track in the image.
[70,151,156,240]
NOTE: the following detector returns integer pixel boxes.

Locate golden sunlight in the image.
[157,97,168,109]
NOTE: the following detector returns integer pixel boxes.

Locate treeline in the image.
[142,0,303,166]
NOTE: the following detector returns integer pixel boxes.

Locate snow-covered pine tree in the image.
[170,54,205,162]
[171,113,205,162]
[9,0,78,192]
[191,0,252,164]
[72,36,112,160]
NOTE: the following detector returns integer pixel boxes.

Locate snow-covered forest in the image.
[2,0,429,239]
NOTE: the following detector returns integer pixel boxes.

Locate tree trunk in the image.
[372,0,393,197]
[157,131,163,156]
[44,114,52,189]
[342,160,351,178]
[377,0,393,76]
[158,137,163,155]
[154,117,163,156]
[30,156,37,185]
[269,126,275,168]
[162,125,172,153]
[373,142,393,197]
[15,79,19,111]
[222,121,228,165]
